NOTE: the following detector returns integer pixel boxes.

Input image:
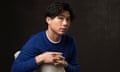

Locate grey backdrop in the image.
[1,0,120,72]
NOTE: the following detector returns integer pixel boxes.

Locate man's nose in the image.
[63,19,68,26]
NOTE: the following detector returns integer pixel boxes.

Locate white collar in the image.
[46,31,61,44]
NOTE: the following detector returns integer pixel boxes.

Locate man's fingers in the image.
[50,52,63,57]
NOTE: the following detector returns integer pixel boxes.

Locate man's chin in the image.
[58,32,66,36]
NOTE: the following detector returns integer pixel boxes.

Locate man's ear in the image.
[46,17,52,25]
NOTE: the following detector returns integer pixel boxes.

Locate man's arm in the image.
[66,38,80,72]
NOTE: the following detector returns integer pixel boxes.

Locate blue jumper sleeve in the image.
[11,36,40,72]
[66,38,80,72]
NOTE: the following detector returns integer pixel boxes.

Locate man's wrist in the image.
[35,55,44,65]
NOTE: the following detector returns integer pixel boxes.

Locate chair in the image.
[14,50,21,59]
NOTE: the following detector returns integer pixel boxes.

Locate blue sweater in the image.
[11,31,80,72]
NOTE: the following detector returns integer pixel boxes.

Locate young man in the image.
[11,2,80,72]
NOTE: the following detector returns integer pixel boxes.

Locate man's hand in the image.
[54,58,68,68]
[35,52,68,67]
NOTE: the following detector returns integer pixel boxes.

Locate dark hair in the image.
[45,2,74,21]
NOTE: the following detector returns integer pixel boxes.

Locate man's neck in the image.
[46,30,61,43]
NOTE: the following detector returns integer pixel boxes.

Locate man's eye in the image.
[58,17,64,20]
[67,17,70,21]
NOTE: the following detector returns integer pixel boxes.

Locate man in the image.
[11,2,80,72]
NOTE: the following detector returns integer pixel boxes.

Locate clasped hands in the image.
[35,52,68,68]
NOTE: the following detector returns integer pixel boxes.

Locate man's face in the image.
[47,11,71,36]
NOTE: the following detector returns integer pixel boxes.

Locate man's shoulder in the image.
[32,30,46,36]
[63,34,75,42]
[28,31,45,40]
[64,34,74,39]
[35,31,45,36]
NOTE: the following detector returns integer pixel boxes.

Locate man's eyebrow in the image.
[58,15,65,17]
[58,14,70,17]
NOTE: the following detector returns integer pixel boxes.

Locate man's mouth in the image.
[60,28,68,32]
